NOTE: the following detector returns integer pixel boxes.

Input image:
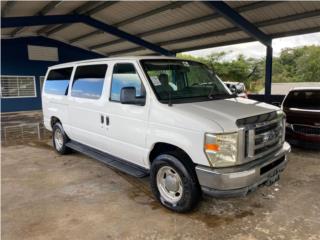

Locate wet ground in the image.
[2,111,320,240]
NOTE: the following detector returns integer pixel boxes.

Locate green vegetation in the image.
[177,45,320,93]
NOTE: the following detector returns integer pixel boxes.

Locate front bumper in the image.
[195,142,291,197]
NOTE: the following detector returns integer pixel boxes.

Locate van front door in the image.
[104,62,149,167]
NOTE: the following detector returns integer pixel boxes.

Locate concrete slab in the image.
[2,112,320,240]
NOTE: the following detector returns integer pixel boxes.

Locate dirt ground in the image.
[2,111,320,240]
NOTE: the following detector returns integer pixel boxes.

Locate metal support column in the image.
[265,44,273,102]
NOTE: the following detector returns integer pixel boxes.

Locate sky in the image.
[183,32,320,60]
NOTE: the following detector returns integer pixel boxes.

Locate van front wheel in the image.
[150,154,200,212]
[52,123,70,155]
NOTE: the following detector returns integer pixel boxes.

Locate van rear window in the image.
[45,67,73,95]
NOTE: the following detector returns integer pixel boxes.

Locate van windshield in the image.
[140,59,232,103]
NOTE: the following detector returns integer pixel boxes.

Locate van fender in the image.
[145,124,206,167]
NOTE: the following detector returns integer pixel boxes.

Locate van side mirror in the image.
[236,86,244,94]
[120,87,145,106]
[230,86,237,94]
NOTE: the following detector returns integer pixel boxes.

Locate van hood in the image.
[173,97,279,132]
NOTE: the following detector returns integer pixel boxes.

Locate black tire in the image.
[150,153,200,213]
[52,122,70,155]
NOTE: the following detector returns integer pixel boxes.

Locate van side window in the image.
[45,67,73,95]
[71,64,108,99]
[110,63,145,102]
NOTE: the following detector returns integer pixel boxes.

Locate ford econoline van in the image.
[42,56,290,212]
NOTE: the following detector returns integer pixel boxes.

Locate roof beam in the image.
[1,14,174,56]
[89,1,279,50]
[69,1,189,44]
[106,9,320,56]
[1,0,16,17]
[45,1,117,36]
[2,15,82,28]
[10,1,62,37]
[83,15,174,56]
[205,1,271,46]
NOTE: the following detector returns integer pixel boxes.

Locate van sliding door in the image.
[68,63,110,151]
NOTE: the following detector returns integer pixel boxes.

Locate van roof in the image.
[49,56,180,69]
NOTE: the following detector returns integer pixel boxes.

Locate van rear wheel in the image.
[150,153,200,212]
[52,123,70,154]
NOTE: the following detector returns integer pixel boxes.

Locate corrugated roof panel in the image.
[309,16,320,27]
[15,25,47,35]
[93,1,169,25]
[119,2,213,35]
[2,27,16,36]
[143,17,234,44]
[262,16,320,35]
[74,32,119,48]
[78,34,119,46]
[164,31,249,51]
[49,23,99,41]
[242,1,320,24]
[12,25,48,35]
[0,0,8,7]
[98,41,139,54]
[3,1,49,17]
[45,1,87,15]
[2,1,320,56]
[288,1,320,13]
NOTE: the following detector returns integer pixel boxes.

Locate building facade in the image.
[1,36,102,112]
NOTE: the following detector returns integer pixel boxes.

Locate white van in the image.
[42,56,290,212]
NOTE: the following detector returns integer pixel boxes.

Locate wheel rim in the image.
[54,128,63,150]
[156,166,183,204]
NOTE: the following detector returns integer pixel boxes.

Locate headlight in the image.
[277,110,286,143]
[204,132,238,167]
[277,109,284,117]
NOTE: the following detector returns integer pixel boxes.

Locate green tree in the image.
[178,45,320,92]
[296,45,320,82]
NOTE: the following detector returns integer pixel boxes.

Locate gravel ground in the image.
[2,112,320,240]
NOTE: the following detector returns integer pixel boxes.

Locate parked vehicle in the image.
[42,57,290,212]
[282,87,320,150]
[224,82,248,98]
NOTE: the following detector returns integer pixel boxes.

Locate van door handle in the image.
[106,116,109,126]
[100,115,104,124]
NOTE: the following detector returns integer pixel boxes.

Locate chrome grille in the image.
[237,112,285,164]
[292,124,320,136]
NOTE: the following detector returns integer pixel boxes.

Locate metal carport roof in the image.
[2,1,320,56]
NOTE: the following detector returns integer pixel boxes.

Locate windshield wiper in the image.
[168,91,173,106]
[208,93,237,100]
[208,84,215,99]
